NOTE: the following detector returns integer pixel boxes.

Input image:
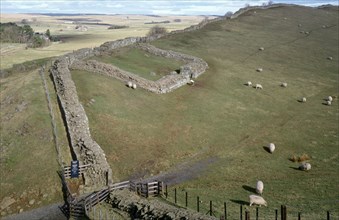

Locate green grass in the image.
[89,46,184,81]
[71,5,339,218]
[0,69,69,214]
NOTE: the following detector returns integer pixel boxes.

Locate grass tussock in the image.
[289,153,311,162]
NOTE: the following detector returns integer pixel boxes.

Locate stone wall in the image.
[70,43,208,94]
[108,189,218,220]
[50,57,112,193]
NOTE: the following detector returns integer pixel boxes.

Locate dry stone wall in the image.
[50,57,112,193]
[70,43,208,94]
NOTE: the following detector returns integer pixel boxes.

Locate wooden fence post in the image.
[240,205,243,220]
[281,205,286,220]
[275,209,278,220]
[209,200,213,216]
[298,212,301,220]
[185,192,188,207]
[245,210,250,220]
[224,202,227,220]
[327,211,330,220]
[197,196,200,212]
[174,188,177,204]
[256,207,258,220]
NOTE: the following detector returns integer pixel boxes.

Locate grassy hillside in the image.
[71,5,338,218]
[0,69,71,216]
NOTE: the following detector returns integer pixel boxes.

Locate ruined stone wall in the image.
[109,189,218,220]
[50,57,112,193]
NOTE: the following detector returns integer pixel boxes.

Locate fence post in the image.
[240,205,243,220]
[185,192,188,207]
[327,211,330,220]
[197,196,200,212]
[256,207,258,220]
[275,209,278,220]
[298,212,301,220]
[224,202,227,220]
[245,210,250,220]
[174,188,177,204]
[209,200,213,216]
[281,205,286,220]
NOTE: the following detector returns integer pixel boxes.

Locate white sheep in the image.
[327,96,333,102]
[327,56,333,60]
[268,143,275,153]
[301,97,307,103]
[259,47,264,51]
[299,162,311,171]
[281,82,287,88]
[256,68,263,72]
[326,100,332,106]
[246,81,252,86]
[127,81,133,88]
[249,195,267,207]
[255,84,263,89]
[132,83,137,89]
[256,180,264,195]
[188,79,195,85]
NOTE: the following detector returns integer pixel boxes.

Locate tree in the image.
[147,25,167,37]
[225,11,233,18]
[46,29,51,38]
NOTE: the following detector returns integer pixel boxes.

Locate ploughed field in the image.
[72,5,338,218]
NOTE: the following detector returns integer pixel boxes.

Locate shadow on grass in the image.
[242,185,256,194]
[230,199,249,206]
[289,166,302,171]
[263,146,271,153]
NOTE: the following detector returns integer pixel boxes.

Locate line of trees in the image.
[0,22,55,48]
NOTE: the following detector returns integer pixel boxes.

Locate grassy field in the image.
[0,67,73,215]
[89,46,184,80]
[71,5,338,218]
[0,13,208,69]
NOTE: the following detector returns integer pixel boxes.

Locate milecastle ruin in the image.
[49,4,295,218]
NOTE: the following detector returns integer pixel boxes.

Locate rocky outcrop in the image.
[108,189,217,220]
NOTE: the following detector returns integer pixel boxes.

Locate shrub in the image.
[147,25,167,37]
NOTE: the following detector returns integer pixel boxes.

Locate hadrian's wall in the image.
[50,3,292,194]
[50,57,113,193]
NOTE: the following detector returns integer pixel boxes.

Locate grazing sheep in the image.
[301,97,307,103]
[326,100,332,106]
[305,31,310,35]
[255,84,263,89]
[281,82,287,88]
[127,81,133,88]
[132,83,137,89]
[188,79,195,85]
[268,143,275,153]
[246,81,252,86]
[327,96,333,102]
[256,68,263,72]
[256,181,264,195]
[299,162,311,171]
[249,195,267,207]
[259,47,264,51]
[327,56,333,60]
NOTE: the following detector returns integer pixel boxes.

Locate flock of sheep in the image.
[248,142,313,207]
[244,48,335,206]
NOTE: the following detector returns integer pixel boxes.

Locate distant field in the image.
[71,5,338,218]
[0,13,209,69]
